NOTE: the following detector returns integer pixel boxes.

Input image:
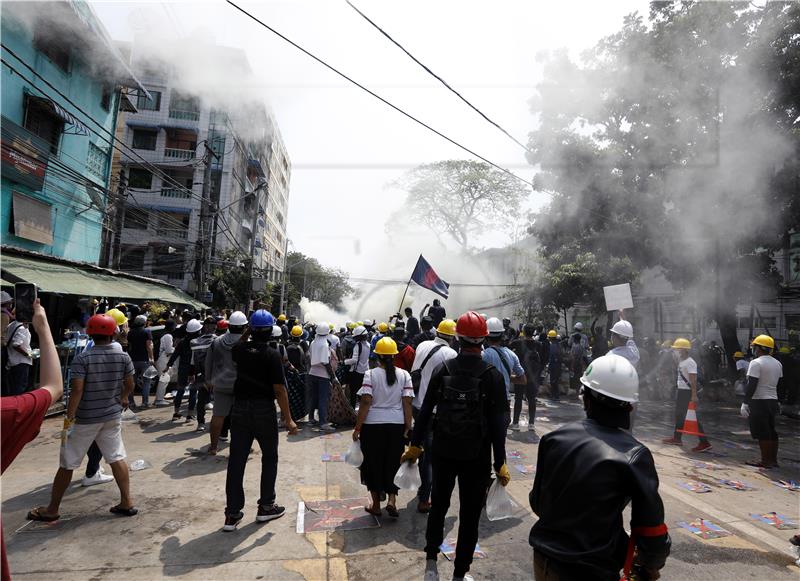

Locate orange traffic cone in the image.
[676,401,705,437]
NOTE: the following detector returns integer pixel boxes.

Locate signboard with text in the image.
[1,117,48,191]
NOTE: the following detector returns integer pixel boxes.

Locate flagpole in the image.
[397,278,412,316]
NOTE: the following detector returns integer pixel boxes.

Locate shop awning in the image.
[1,253,206,309]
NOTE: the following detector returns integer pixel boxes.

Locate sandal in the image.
[207,446,218,456]
[364,506,382,516]
[385,504,399,518]
[110,505,139,517]
[26,507,59,522]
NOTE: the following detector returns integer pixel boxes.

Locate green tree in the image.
[207,249,273,309]
[525,2,799,358]
[283,251,354,311]
[395,160,530,253]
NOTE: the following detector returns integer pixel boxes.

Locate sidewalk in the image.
[2,400,798,580]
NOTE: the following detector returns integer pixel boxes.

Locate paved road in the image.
[2,396,798,580]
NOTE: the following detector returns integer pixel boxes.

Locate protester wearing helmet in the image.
[352,337,414,518]
[223,310,298,531]
[509,323,544,430]
[662,338,711,452]
[408,319,458,513]
[501,317,516,345]
[608,312,639,367]
[391,323,416,371]
[404,311,508,581]
[742,335,782,468]
[29,313,139,524]
[167,317,203,421]
[544,330,563,400]
[344,325,371,410]
[483,317,526,426]
[530,355,670,581]
[306,321,340,432]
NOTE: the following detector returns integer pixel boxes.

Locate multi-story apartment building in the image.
[113,42,290,296]
[0,1,146,264]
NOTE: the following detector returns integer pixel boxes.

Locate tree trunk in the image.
[716,308,740,379]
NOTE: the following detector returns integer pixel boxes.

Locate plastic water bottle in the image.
[519,417,529,433]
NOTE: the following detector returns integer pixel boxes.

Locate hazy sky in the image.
[91,0,647,278]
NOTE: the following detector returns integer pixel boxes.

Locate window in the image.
[132,129,157,150]
[100,86,113,112]
[33,31,70,72]
[127,168,152,189]
[119,246,146,271]
[124,207,149,230]
[169,92,200,120]
[9,192,52,244]
[24,98,63,154]
[86,142,108,181]
[136,90,161,111]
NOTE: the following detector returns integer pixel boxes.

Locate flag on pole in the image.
[410,255,450,299]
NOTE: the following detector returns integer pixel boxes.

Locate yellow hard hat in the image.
[356,321,364,327]
[347,322,356,330]
[106,308,128,326]
[733,351,745,359]
[751,334,774,350]
[290,325,303,337]
[374,337,399,356]
[547,329,557,338]
[329,323,335,330]
[378,322,389,333]
[779,346,791,354]
[671,338,691,350]
[278,314,287,322]
[436,319,457,336]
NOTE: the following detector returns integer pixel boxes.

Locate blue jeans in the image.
[174,367,196,415]
[225,399,279,515]
[308,375,331,425]
[133,360,153,406]
[413,406,434,503]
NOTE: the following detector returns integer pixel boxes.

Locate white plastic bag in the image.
[393,461,422,492]
[486,479,515,521]
[143,365,159,379]
[345,440,364,467]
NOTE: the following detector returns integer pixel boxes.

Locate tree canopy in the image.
[283,251,354,312]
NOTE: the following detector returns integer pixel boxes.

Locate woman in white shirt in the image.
[353,337,413,518]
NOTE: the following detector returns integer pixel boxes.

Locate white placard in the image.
[603,283,633,312]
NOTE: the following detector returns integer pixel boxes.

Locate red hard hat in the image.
[216,319,229,331]
[456,311,488,340]
[87,314,117,336]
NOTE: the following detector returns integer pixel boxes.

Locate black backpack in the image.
[433,359,492,460]
[287,342,306,373]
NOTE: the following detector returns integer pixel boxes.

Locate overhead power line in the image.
[345,0,531,153]
[225,0,534,189]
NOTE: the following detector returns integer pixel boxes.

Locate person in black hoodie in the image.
[530,354,670,580]
[167,318,201,420]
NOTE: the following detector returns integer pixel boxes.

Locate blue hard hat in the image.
[250,309,275,328]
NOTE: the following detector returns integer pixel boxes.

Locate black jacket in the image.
[529,419,670,580]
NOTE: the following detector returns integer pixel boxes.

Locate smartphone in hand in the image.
[14,283,37,322]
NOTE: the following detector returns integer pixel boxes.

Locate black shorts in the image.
[748,399,779,440]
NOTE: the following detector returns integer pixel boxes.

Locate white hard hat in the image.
[229,311,248,326]
[271,325,283,338]
[186,319,202,333]
[134,314,147,327]
[480,313,488,320]
[0,291,12,304]
[574,322,584,331]
[353,325,367,338]
[316,322,330,336]
[363,319,373,327]
[580,354,639,403]
[610,320,634,339]
[486,317,504,335]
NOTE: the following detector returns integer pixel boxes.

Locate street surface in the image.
[3,400,799,580]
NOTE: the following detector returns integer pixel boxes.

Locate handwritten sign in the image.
[603,283,633,312]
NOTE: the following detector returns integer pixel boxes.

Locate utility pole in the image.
[279,237,290,314]
[110,170,127,270]
[194,141,218,301]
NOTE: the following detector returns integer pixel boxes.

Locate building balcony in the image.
[161,187,192,199]
[168,109,200,121]
[164,148,194,160]
[159,228,189,240]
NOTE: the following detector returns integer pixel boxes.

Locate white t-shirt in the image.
[411,338,457,409]
[676,357,697,390]
[327,333,340,350]
[357,367,414,424]
[735,359,748,373]
[5,322,32,367]
[746,355,782,400]
[345,339,370,374]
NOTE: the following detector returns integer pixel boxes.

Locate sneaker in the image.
[185,415,195,423]
[153,400,170,407]
[219,435,229,442]
[256,503,286,523]
[195,424,206,432]
[692,442,712,453]
[320,423,336,432]
[172,413,182,421]
[139,403,150,410]
[662,437,682,446]
[205,403,214,411]
[82,467,114,487]
[222,512,243,532]
[509,423,520,431]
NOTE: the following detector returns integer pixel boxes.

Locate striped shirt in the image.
[71,344,134,424]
